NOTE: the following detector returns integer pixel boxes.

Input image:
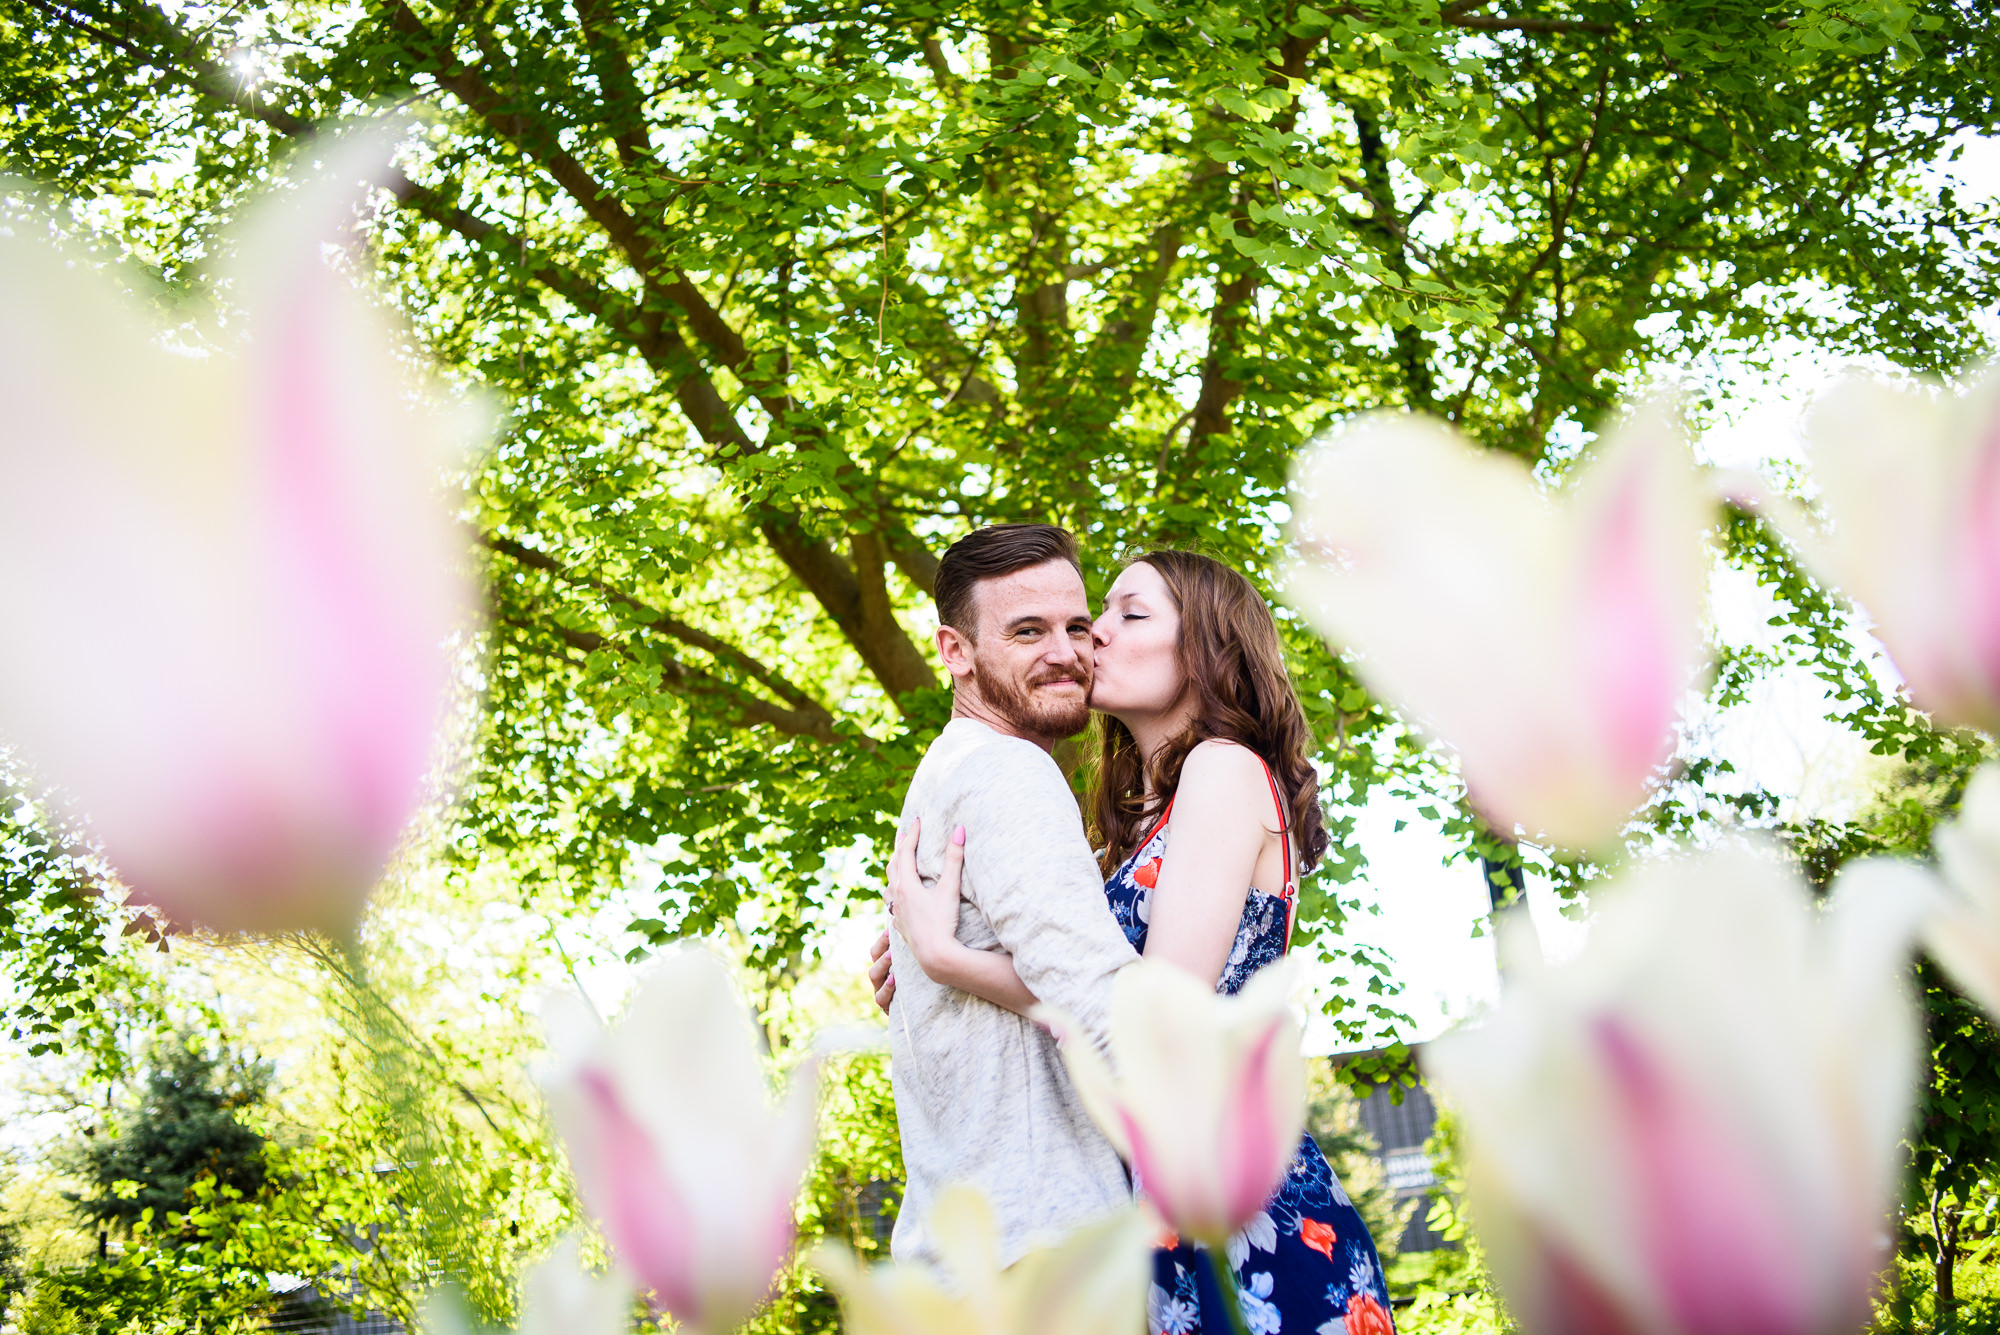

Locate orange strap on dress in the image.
[1257,755,1300,949]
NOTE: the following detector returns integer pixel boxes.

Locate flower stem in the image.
[1203,1244,1255,1335]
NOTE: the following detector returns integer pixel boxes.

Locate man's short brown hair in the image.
[934,524,1082,637]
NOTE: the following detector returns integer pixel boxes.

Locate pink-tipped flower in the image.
[0,128,482,934]
[1036,958,1307,1248]
[1285,404,1710,852]
[542,949,818,1334]
[813,1186,1154,1335]
[1757,369,2000,735]
[1423,847,1925,1335]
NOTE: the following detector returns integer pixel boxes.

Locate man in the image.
[880,522,1140,1269]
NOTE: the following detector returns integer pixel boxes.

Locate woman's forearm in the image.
[913,940,1040,1016]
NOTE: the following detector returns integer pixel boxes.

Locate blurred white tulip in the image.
[1285,404,1710,852]
[813,1184,1153,1335]
[1036,958,1307,1248]
[520,1236,632,1335]
[1763,369,2000,735]
[1423,846,1924,1335]
[1916,760,2000,1020]
[419,1238,628,1335]
[542,948,817,1334]
[0,126,482,934]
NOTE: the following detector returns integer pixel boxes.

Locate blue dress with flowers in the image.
[1105,770,1398,1335]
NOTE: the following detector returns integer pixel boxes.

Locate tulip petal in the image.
[1029,1002,1132,1159]
[519,1235,634,1335]
[1917,762,2000,1021]
[1789,371,2000,733]
[1217,1017,1287,1226]
[0,126,481,933]
[1571,406,1706,787]
[1286,404,1707,851]
[1425,845,1921,1335]
[813,1190,1152,1335]
[1592,1015,1809,1335]
[573,1065,702,1317]
[1044,958,1306,1245]
[543,949,815,1334]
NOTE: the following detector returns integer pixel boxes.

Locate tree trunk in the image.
[1934,1186,1963,1332]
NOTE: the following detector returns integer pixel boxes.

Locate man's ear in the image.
[936,625,976,682]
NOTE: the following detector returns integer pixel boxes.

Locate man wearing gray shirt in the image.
[882,523,1140,1269]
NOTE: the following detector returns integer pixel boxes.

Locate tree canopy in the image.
[2,0,1998,1038]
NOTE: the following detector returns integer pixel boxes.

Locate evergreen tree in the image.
[67,1036,271,1237]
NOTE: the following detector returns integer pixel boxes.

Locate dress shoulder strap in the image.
[1257,755,1300,949]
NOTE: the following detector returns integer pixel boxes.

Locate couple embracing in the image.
[867,523,1395,1335]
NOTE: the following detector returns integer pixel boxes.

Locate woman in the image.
[873,551,1396,1335]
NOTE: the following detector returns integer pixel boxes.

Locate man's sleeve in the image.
[956,743,1139,1050]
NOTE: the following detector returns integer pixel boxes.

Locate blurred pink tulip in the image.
[1036,958,1307,1248]
[543,949,818,1333]
[0,129,481,934]
[1424,847,1924,1335]
[1760,370,2000,735]
[813,1186,1154,1335]
[1285,405,1710,852]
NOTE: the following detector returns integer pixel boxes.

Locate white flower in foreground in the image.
[521,1236,632,1335]
[1037,958,1307,1247]
[813,1184,1153,1335]
[0,127,482,934]
[1286,405,1710,852]
[1755,369,2000,735]
[1916,760,2000,1020]
[543,949,817,1334]
[420,1239,629,1335]
[1424,847,1925,1335]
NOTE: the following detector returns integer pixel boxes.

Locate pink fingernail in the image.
[952,826,966,845]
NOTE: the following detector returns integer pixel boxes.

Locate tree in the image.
[2,0,1997,1033]
[66,1036,271,1239]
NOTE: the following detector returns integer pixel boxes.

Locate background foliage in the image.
[3,0,2000,1328]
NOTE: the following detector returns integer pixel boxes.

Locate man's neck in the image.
[951,692,1057,754]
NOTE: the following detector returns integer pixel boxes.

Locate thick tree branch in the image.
[1165,34,1323,486]
[762,517,937,701]
[883,528,941,598]
[498,611,844,743]
[480,531,830,716]
[1349,97,1440,412]
[385,0,659,277]
[573,0,653,166]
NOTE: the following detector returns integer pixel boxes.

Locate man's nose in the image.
[1044,631,1083,664]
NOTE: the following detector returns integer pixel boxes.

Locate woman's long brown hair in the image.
[1090,551,1330,878]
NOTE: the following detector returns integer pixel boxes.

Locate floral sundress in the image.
[1105,759,1398,1335]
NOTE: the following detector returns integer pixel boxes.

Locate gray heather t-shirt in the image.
[887,717,1140,1268]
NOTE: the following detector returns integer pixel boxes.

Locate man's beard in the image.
[972,652,1092,742]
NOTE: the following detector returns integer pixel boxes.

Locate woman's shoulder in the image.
[1180,737,1270,784]
[1173,740,1276,821]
